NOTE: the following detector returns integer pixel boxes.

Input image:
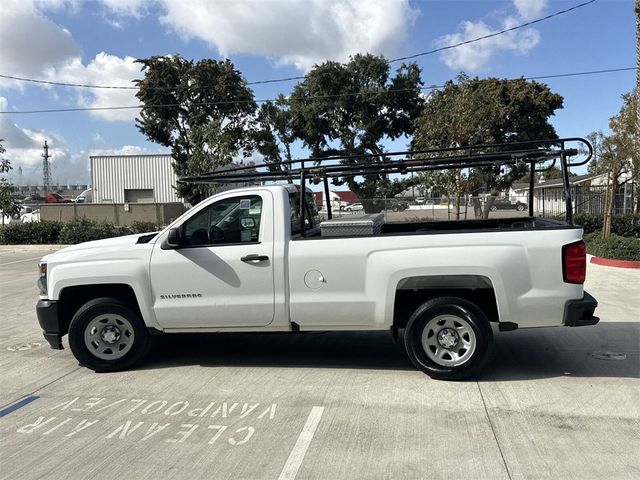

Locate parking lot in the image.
[1,246,638,480]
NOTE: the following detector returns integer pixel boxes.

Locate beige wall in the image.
[41,203,187,226]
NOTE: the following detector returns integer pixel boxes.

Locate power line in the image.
[0,67,634,115]
[390,0,597,63]
[0,0,597,91]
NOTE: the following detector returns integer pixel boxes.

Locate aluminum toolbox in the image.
[320,213,384,237]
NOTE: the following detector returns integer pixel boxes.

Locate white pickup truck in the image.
[36,181,599,380]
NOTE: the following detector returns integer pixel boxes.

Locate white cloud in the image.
[0,97,79,184]
[100,0,148,16]
[0,0,80,88]
[159,0,418,71]
[1,0,418,121]
[435,0,548,72]
[513,0,548,21]
[0,1,140,122]
[436,15,540,72]
[1,97,165,185]
[50,53,142,122]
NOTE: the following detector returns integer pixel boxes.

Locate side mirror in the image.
[167,227,181,248]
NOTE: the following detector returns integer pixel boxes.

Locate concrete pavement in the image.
[0,246,638,480]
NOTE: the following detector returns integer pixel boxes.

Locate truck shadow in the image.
[145,330,414,371]
[141,322,639,380]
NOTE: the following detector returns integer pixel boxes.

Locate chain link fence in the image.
[316,183,637,223]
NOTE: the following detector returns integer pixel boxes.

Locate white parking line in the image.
[277,406,325,480]
[0,257,42,267]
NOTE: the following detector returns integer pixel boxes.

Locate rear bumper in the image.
[36,300,64,349]
[563,291,599,327]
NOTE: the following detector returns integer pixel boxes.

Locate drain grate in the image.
[590,351,627,361]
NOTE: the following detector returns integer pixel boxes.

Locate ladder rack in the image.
[180,137,593,235]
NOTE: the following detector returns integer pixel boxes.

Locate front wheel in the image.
[489,205,498,211]
[68,297,150,372]
[404,297,493,380]
[516,203,526,211]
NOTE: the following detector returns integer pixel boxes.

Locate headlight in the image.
[37,262,47,296]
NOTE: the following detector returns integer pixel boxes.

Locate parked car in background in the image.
[21,209,41,223]
[73,188,93,203]
[46,192,72,203]
[389,200,409,212]
[12,204,32,219]
[490,199,527,211]
[345,202,364,212]
[23,194,46,203]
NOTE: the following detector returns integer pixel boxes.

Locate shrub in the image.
[129,221,163,234]
[574,213,639,238]
[0,221,63,244]
[612,214,640,237]
[584,232,640,261]
[58,218,130,244]
[573,213,602,235]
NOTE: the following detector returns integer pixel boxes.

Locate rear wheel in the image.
[68,297,150,372]
[404,297,493,380]
[516,203,526,211]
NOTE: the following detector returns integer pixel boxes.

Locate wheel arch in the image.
[58,284,145,337]
[392,274,500,331]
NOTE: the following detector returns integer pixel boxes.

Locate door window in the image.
[183,195,262,246]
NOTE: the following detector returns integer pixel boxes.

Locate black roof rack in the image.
[180,137,592,235]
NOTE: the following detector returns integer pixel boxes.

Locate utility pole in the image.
[42,140,51,192]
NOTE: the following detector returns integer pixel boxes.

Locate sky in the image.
[0,0,636,186]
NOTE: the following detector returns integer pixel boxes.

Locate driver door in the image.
[149,191,275,329]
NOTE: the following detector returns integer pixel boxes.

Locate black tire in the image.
[392,205,399,212]
[516,203,526,211]
[68,297,151,372]
[489,205,498,211]
[404,297,493,380]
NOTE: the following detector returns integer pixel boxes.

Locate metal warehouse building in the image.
[91,154,182,203]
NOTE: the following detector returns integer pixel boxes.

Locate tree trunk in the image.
[633,0,640,213]
[471,197,483,219]
[603,171,618,239]
[483,196,497,219]
[454,171,462,220]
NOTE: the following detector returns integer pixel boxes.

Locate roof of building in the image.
[512,173,594,191]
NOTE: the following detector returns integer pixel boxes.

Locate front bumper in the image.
[36,300,64,349]
[563,291,599,327]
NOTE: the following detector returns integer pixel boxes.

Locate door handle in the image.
[241,254,269,263]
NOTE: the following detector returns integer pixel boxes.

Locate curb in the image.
[590,256,640,269]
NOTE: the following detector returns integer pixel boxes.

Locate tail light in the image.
[562,240,586,284]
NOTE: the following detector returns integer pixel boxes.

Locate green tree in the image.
[253,95,296,179]
[135,55,257,204]
[0,140,19,226]
[413,74,564,218]
[588,91,638,237]
[289,54,424,212]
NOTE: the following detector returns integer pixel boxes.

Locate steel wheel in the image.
[404,297,493,380]
[421,314,476,367]
[84,314,135,360]
[69,297,151,372]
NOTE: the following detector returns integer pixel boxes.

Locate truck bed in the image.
[299,216,575,239]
